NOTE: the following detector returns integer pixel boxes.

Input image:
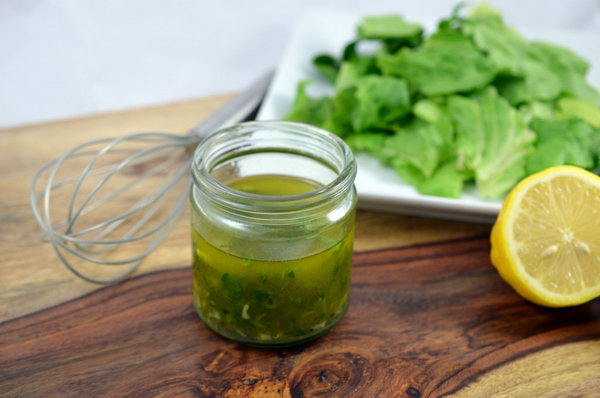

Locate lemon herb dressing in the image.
[190,121,357,346]
[192,174,354,346]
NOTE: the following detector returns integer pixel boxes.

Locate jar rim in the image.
[191,121,356,213]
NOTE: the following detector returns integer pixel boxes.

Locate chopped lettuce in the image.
[461,11,562,104]
[352,75,410,131]
[416,159,470,198]
[558,97,600,127]
[377,30,497,96]
[519,101,556,123]
[285,81,331,127]
[346,133,390,162]
[448,88,535,198]
[321,87,357,136]
[388,120,445,178]
[346,121,443,177]
[336,62,364,91]
[357,15,423,50]
[412,99,455,161]
[531,42,600,104]
[357,15,422,41]
[284,3,600,199]
[526,117,597,174]
[349,118,468,197]
[313,55,339,83]
[298,74,411,136]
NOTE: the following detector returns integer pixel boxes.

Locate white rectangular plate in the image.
[257,10,600,223]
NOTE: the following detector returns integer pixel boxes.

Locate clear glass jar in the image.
[190,121,357,347]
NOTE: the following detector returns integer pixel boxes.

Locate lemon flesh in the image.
[491,166,600,307]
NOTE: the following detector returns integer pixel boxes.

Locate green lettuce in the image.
[558,97,600,127]
[448,88,535,198]
[285,81,332,127]
[312,55,339,83]
[349,118,468,198]
[357,15,422,40]
[531,42,600,104]
[357,15,423,50]
[351,75,410,131]
[461,10,562,104]
[526,117,597,174]
[284,3,600,199]
[415,159,470,198]
[377,30,497,96]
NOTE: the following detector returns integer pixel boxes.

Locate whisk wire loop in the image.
[29,70,273,284]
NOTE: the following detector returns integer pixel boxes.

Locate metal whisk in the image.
[30,71,273,284]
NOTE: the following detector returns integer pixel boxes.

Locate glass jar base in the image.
[194,304,348,348]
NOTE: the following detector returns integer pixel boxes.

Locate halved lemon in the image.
[491,166,600,307]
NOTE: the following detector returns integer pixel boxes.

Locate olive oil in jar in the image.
[191,174,354,347]
[190,121,357,347]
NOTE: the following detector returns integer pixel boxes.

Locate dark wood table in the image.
[1,96,599,397]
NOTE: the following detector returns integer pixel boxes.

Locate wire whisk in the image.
[30,71,273,284]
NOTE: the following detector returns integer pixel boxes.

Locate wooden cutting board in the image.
[1,96,599,397]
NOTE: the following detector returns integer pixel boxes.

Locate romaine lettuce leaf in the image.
[284,81,332,127]
[415,159,470,198]
[526,117,597,174]
[285,75,410,137]
[387,121,444,178]
[448,88,535,198]
[336,57,379,90]
[346,133,394,165]
[461,13,562,104]
[313,55,339,83]
[347,120,442,177]
[519,101,556,123]
[352,75,410,131]
[413,99,455,158]
[357,15,423,50]
[377,30,497,96]
[531,42,600,104]
[357,15,422,40]
[322,87,358,137]
[558,98,600,128]
[350,120,467,197]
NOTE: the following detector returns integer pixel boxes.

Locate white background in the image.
[2,0,600,128]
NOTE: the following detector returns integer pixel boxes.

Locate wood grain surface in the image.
[1,96,599,397]
[2,236,599,397]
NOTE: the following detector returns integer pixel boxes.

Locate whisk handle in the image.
[188,69,274,138]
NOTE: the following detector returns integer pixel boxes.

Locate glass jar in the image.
[190,121,357,347]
